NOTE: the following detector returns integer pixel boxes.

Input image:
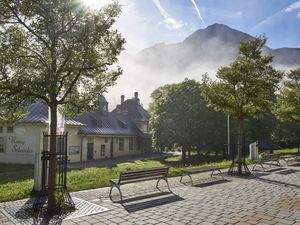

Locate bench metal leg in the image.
[210,169,225,180]
[109,184,123,202]
[180,174,193,185]
[156,178,172,192]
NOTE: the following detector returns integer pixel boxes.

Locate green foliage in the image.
[149,79,227,156]
[276,68,300,122]
[201,37,282,174]
[0,0,125,117]
[201,37,282,122]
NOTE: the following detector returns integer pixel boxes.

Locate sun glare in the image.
[82,0,111,9]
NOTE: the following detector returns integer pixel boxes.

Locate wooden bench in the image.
[280,154,299,166]
[109,167,171,202]
[252,153,281,171]
[179,166,225,185]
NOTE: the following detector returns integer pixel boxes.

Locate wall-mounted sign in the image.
[8,136,34,154]
[69,146,80,155]
[15,127,26,135]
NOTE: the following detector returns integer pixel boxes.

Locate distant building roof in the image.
[19,101,48,124]
[76,110,138,136]
[19,101,85,126]
[76,95,150,137]
[257,140,282,151]
[17,94,150,139]
[113,99,150,122]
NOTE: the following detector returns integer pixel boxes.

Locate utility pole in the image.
[227,114,230,157]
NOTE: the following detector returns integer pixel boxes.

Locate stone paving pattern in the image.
[1,164,300,225]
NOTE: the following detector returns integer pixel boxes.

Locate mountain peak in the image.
[184,23,252,46]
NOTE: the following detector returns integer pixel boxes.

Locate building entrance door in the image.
[87,143,94,160]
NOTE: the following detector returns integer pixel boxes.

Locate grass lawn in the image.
[274,148,299,155]
[0,154,235,203]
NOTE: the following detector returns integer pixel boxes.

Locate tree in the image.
[276,68,300,122]
[0,0,124,212]
[149,79,227,161]
[201,37,282,174]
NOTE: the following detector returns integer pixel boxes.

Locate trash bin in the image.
[249,141,259,160]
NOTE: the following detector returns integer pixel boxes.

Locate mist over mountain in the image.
[107,23,300,109]
[136,23,300,72]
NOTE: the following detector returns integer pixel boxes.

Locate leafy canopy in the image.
[0,0,125,117]
[276,68,300,122]
[201,37,282,122]
[150,79,226,153]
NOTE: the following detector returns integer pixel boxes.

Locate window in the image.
[0,137,6,153]
[101,144,105,156]
[0,126,2,133]
[7,126,13,133]
[115,138,118,144]
[105,137,108,143]
[119,138,124,151]
[129,138,134,150]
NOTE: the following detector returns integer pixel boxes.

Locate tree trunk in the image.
[237,120,243,175]
[48,103,57,213]
[182,146,187,161]
[188,148,191,158]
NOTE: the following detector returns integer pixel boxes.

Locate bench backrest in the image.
[262,153,280,161]
[118,167,169,185]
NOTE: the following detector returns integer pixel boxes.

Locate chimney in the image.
[121,95,125,104]
[134,92,140,104]
[98,94,108,115]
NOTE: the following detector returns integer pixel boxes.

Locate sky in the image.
[112,0,300,53]
[84,0,300,108]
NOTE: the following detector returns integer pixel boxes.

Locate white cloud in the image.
[190,0,206,27]
[284,1,300,12]
[153,0,185,30]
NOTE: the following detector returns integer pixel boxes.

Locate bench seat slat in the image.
[182,166,220,174]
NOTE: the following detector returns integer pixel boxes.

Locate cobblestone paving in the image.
[1,165,300,225]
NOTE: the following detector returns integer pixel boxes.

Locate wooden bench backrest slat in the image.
[262,153,280,161]
[118,167,169,184]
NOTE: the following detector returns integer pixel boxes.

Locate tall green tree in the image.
[150,79,227,161]
[0,0,124,212]
[276,68,300,122]
[201,37,282,174]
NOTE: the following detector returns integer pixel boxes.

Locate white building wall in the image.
[0,124,47,164]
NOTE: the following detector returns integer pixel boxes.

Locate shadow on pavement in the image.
[255,177,300,189]
[276,169,300,175]
[192,179,230,188]
[120,192,184,213]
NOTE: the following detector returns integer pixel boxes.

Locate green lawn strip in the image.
[0,157,245,202]
[0,179,33,202]
[274,148,299,155]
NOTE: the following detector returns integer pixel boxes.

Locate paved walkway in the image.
[1,164,300,225]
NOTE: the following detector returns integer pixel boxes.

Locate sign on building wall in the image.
[69,146,80,155]
[8,135,34,154]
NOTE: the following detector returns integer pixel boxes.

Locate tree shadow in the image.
[153,154,225,167]
[117,192,184,213]
[5,197,74,225]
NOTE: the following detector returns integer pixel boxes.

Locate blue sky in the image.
[112,0,300,53]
